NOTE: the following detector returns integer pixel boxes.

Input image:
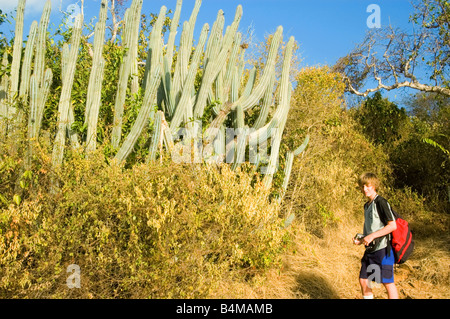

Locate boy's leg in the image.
[359,252,374,299]
[381,247,397,299]
[359,278,373,298]
[383,282,398,299]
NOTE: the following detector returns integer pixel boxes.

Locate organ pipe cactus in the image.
[1,0,309,195]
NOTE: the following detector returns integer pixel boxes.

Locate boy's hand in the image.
[363,234,375,246]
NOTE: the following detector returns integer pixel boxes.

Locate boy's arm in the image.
[363,221,396,246]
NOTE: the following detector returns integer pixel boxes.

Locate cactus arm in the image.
[111,7,135,149]
[9,0,26,98]
[171,22,187,106]
[237,26,282,112]
[262,36,295,189]
[85,0,107,122]
[204,10,224,75]
[142,5,166,90]
[52,14,83,168]
[281,151,294,194]
[253,70,275,129]
[162,55,175,117]
[34,68,53,138]
[67,102,80,149]
[193,5,242,120]
[223,32,242,103]
[293,135,310,156]
[241,66,257,99]
[86,58,105,153]
[19,21,38,101]
[26,67,53,170]
[169,23,209,132]
[187,0,202,49]
[279,135,309,202]
[130,0,143,95]
[166,0,183,68]
[115,64,162,163]
[34,0,51,89]
[147,110,163,162]
[85,0,108,153]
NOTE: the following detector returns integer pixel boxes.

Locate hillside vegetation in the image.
[1,66,448,299]
[0,0,449,299]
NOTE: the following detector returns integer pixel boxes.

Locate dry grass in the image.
[213,206,450,299]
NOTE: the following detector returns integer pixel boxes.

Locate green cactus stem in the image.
[147,110,164,162]
[111,0,144,149]
[85,0,108,154]
[52,13,83,169]
[27,69,53,169]
[142,5,166,91]
[263,36,296,189]
[19,21,38,101]
[279,135,310,203]
[165,0,182,69]
[9,0,26,99]
[253,70,276,130]
[169,23,209,132]
[34,0,51,90]
[193,5,243,120]
[115,63,162,163]
[30,68,53,140]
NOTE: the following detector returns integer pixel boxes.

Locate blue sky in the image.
[1,0,416,104]
[1,0,415,66]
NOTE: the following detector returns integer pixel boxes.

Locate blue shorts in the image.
[359,247,394,284]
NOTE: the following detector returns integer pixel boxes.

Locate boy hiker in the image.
[354,172,399,299]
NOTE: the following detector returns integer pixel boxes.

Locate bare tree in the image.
[335,0,450,97]
[108,0,129,43]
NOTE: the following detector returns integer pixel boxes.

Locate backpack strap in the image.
[374,197,393,257]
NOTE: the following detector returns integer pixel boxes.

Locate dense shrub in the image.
[0,147,288,298]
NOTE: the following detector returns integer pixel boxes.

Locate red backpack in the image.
[376,201,414,264]
[390,210,414,264]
